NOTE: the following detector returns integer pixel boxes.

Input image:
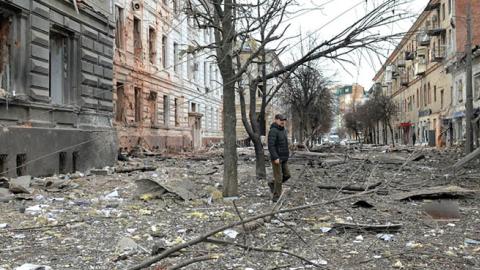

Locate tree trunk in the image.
[388,121,395,147]
[214,0,238,197]
[252,135,266,179]
[222,78,238,197]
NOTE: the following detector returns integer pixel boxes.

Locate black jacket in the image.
[268,123,289,161]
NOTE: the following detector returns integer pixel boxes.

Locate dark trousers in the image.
[270,160,291,199]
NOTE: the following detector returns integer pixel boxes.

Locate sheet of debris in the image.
[1,146,479,270]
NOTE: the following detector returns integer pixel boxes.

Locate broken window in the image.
[72,151,78,173]
[115,82,125,122]
[173,42,179,73]
[148,91,158,125]
[50,30,71,104]
[133,17,142,60]
[162,36,167,68]
[148,27,156,64]
[163,95,169,126]
[134,87,142,122]
[16,153,26,176]
[174,97,179,126]
[0,154,7,176]
[0,14,12,93]
[59,152,67,174]
[427,83,431,104]
[441,89,444,108]
[115,5,124,49]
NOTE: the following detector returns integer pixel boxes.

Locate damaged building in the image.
[0,0,117,177]
[113,0,223,152]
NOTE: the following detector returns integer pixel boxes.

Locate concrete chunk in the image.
[9,175,32,194]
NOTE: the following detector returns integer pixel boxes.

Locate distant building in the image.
[332,84,365,136]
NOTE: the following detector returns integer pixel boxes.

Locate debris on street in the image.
[0,145,479,269]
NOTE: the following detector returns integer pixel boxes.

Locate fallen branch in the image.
[317,181,382,192]
[128,151,419,269]
[453,147,480,172]
[126,190,374,270]
[166,255,218,270]
[205,238,325,268]
[115,166,157,173]
[333,222,402,232]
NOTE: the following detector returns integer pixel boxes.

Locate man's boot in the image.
[268,182,274,193]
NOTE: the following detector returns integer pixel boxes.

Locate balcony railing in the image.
[416,47,428,57]
[400,74,409,86]
[426,19,446,36]
[415,58,427,76]
[431,44,447,62]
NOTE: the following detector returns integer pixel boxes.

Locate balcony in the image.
[426,19,446,36]
[415,58,427,76]
[400,74,409,86]
[417,32,430,46]
[416,47,428,58]
[431,45,446,62]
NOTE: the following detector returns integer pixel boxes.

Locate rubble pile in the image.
[1,146,479,269]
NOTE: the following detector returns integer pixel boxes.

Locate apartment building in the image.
[235,49,286,142]
[0,0,116,177]
[448,0,480,146]
[373,0,460,147]
[113,0,222,152]
[332,84,365,135]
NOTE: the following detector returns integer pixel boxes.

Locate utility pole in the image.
[465,0,474,153]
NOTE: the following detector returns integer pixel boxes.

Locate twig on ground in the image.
[205,238,326,268]
[166,255,218,270]
[232,200,248,246]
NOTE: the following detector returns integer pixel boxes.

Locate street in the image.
[1,145,479,269]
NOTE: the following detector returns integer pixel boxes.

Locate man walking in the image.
[412,130,416,146]
[267,114,291,202]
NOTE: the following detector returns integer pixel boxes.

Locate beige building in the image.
[373,0,455,147]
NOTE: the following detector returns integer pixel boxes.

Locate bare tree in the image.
[343,90,397,145]
[186,0,412,191]
[281,63,333,148]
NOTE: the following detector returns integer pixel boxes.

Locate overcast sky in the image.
[280,0,429,90]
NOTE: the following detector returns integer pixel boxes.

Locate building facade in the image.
[113,0,223,153]
[448,0,480,146]
[235,49,286,142]
[332,84,365,136]
[0,0,117,177]
[372,0,480,147]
